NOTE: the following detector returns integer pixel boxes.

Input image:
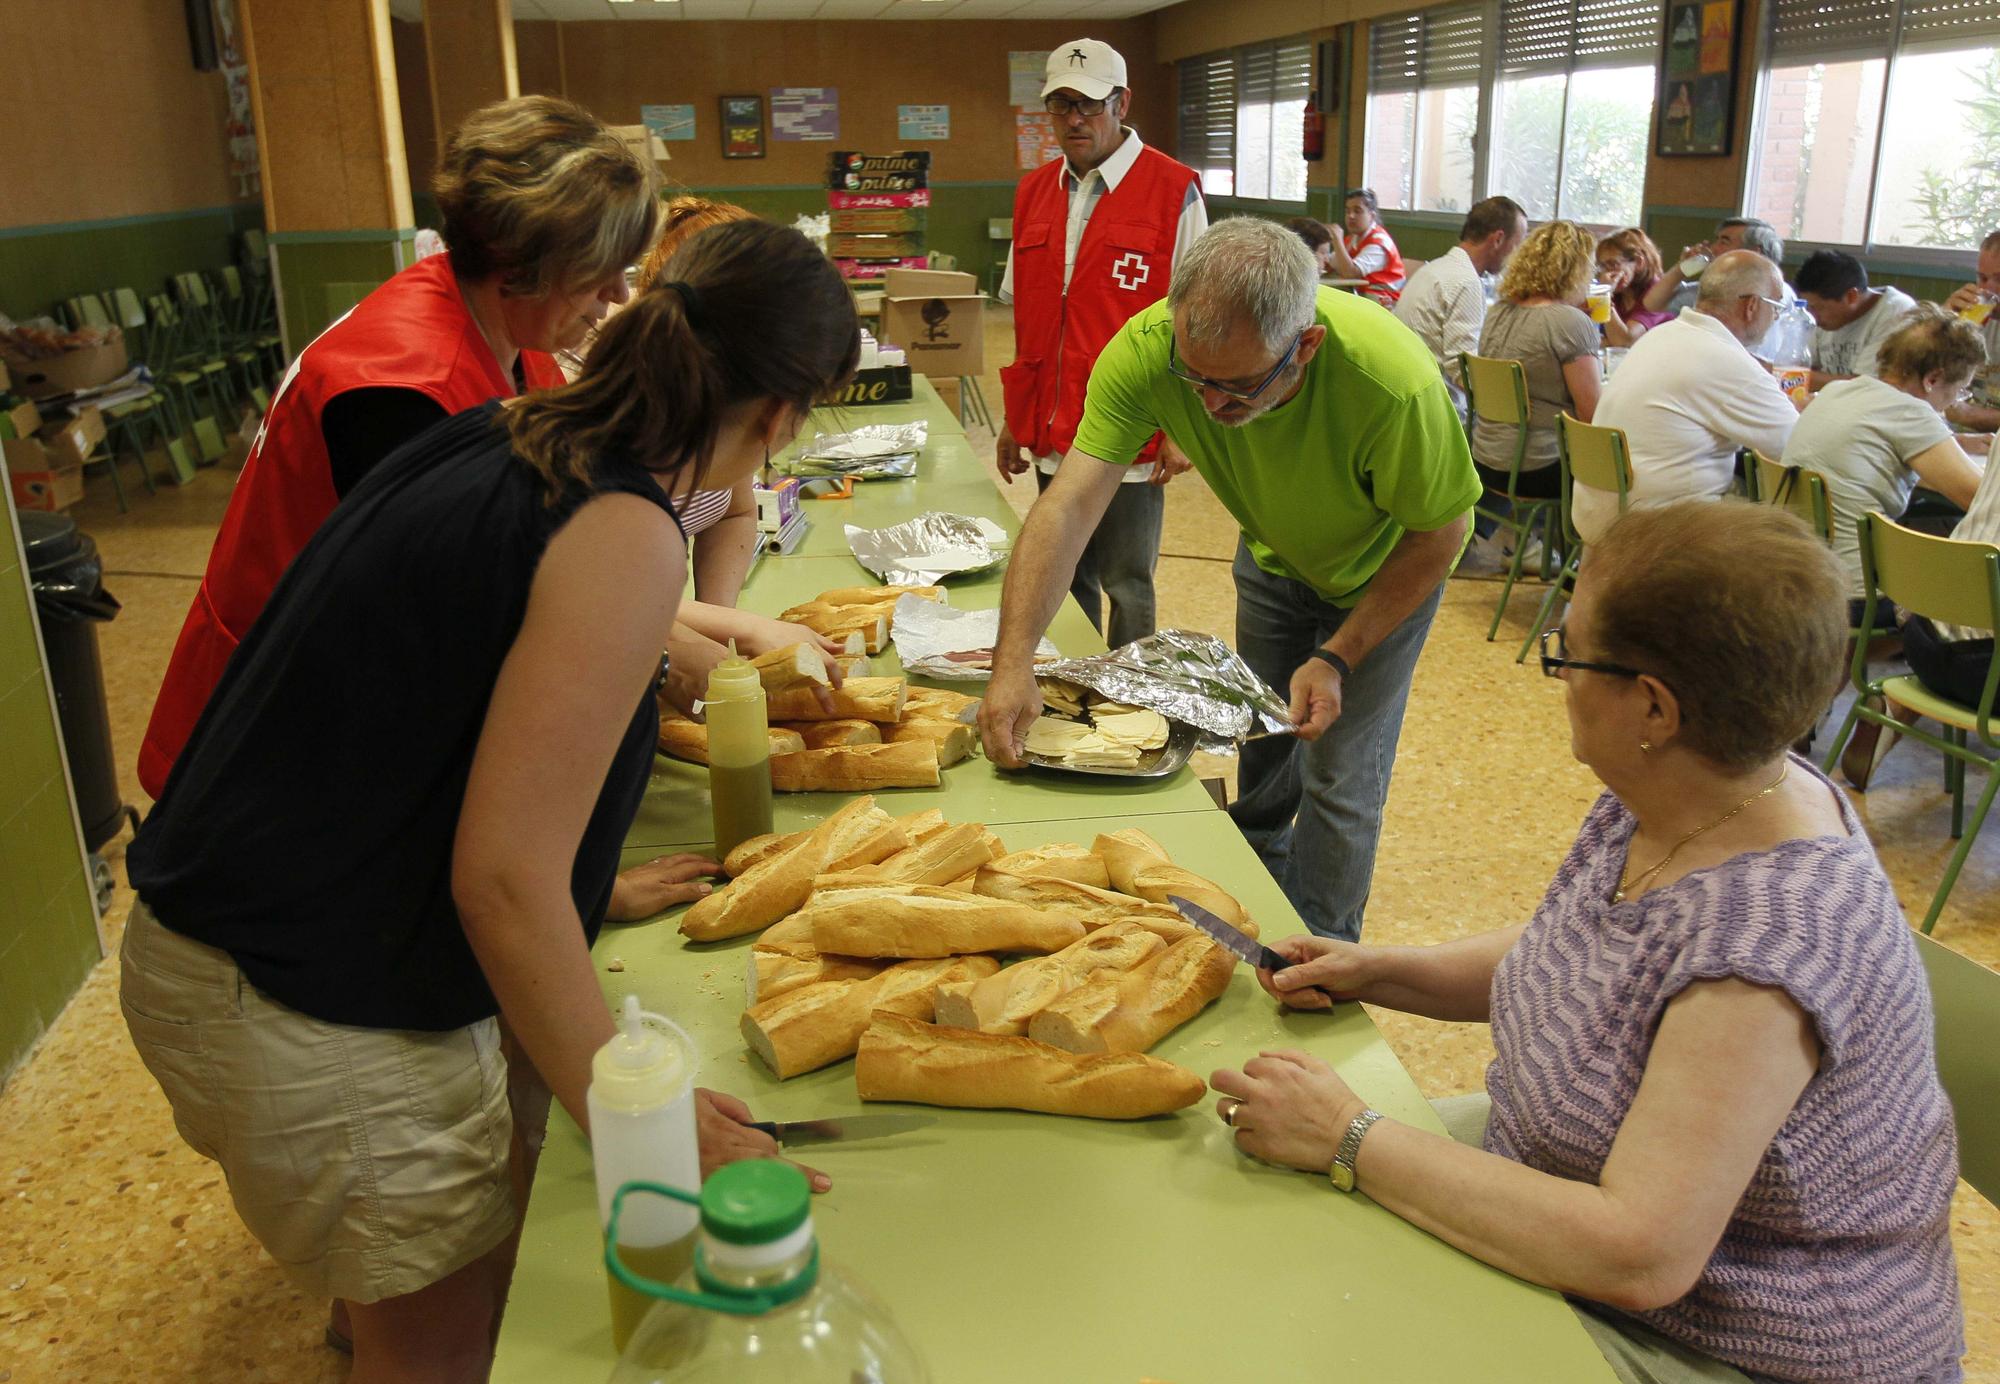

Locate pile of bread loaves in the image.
[656,584,979,792]
[677,798,1257,1120]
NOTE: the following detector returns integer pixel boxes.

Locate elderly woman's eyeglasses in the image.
[1045,95,1112,117]
[1167,333,1305,403]
[1538,626,1646,680]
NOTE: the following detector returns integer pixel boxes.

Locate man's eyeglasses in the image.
[1045,94,1115,117]
[1538,626,1647,681]
[1167,332,1305,403]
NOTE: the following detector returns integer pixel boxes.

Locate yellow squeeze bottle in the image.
[704,641,774,860]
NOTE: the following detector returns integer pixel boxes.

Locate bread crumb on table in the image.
[606,958,625,972]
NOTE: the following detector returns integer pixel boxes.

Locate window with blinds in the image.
[1749,0,2000,248]
[1177,40,1310,203]
[1366,6,1486,210]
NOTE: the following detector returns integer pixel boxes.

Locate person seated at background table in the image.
[1211,499,1963,1384]
[1470,220,1602,517]
[1642,216,1791,320]
[120,221,859,1384]
[1943,228,2000,433]
[1285,215,1336,276]
[1578,251,1799,545]
[1595,228,1675,347]
[1797,248,1918,391]
[1394,195,1528,424]
[1780,304,1985,632]
[1322,187,1406,304]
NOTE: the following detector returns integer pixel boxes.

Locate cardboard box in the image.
[5,456,84,511]
[609,125,671,169]
[832,365,913,406]
[828,189,931,211]
[828,207,927,235]
[826,150,930,193]
[879,270,986,377]
[43,406,107,467]
[930,376,962,418]
[1,398,41,442]
[2,410,102,512]
[835,257,928,282]
[0,335,128,400]
[829,232,926,260]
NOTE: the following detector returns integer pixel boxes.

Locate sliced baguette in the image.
[778,603,890,654]
[1027,934,1234,1054]
[680,797,898,942]
[781,718,883,749]
[855,1012,1205,1119]
[884,718,977,767]
[986,842,1113,890]
[767,677,907,724]
[801,878,1085,958]
[770,741,940,793]
[742,955,998,1078]
[748,949,887,1006]
[724,828,807,878]
[812,584,945,608]
[657,712,804,765]
[971,868,1202,943]
[932,922,1168,1034]
[750,644,829,696]
[1093,828,1253,931]
[901,685,981,722]
[861,822,1002,887]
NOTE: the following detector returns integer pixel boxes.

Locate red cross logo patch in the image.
[1112,252,1150,291]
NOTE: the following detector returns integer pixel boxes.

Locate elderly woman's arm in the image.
[1214,976,1819,1312]
[1255,925,1524,1021]
[1562,356,1603,423]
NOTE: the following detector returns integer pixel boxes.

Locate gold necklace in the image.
[1613,761,1790,903]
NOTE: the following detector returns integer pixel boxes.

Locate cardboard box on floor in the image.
[0,335,129,400]
[879,268,985,378]
[2,406,104,511]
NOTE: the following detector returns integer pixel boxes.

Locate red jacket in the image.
[138,255,565,798]
[1001,143,1198,461]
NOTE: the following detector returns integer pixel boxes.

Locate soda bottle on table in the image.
[608,1160,931,1383]
[1771,301,1815,408]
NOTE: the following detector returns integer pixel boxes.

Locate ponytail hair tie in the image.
[664,280,705,326]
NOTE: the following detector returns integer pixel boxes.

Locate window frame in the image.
[1178,38,1315,207]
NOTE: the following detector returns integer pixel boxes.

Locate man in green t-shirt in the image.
[980,217,1478,940]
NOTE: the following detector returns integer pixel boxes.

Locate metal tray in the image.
[1020,717,1199,780]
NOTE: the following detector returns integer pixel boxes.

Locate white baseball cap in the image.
[1043,39,1127,101]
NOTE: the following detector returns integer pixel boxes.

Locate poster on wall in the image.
[771,87,840,141]
[898,104,950,141]
[1009,52,1049,108]
[642,104,697,142]
[1656,0,1740,156]
[1015,112,1062,171]
[720,94,765,159]
[211,0,259,197]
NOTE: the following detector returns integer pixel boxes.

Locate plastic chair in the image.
[1517,413,1634,663]
[1916,931,2000,1200]
[1460,352,1558,645]
[171,272,247,419]
[57,294,167,509]
[141,292,230,464]
[1747,449,1833,543]
[1821,512,2000,932]
[177,271,263,409]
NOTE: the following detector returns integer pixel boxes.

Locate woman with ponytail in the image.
[119,220,860,1382]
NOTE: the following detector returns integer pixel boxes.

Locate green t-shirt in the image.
[1072,286,1479,606]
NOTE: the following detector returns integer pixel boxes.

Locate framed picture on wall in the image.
[1655,0,1741,157]
[720,94,765,159]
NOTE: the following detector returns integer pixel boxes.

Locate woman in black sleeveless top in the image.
[120,221,859,1378]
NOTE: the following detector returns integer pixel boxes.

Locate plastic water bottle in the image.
[1770,300,1814,405]
[608,1161,930,1383]
[591,996,702,1352]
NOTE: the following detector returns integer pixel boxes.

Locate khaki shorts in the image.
[119,899,518,1304]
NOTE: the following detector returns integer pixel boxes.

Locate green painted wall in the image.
[0,204,263,323]
[269,234,416,354]
[0,487,103,1084]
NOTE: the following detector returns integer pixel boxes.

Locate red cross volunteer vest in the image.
[1002,142,1199,460]
[137,254,566,798]
[1345,224,1407,303]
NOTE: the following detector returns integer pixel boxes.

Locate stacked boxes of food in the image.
[826,151,931,283]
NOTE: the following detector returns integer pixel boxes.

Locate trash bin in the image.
[22,511,128,852]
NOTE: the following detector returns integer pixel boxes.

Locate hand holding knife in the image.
[1169,896,1345,1008]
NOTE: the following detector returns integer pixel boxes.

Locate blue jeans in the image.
[1226,541,1443,941]
[1037,469,1163,650]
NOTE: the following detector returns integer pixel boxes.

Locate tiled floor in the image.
[2,309,1996,1380]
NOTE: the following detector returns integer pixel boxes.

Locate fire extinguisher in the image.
[1303,90,1325,162]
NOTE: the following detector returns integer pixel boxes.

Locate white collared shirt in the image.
[1578,309,1799,544]
[1392,245,1485,420]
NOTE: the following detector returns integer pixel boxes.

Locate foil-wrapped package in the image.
[1036,629,1293,753]
[845,512,1010,584]
[889,594,1057,680]
[776,421,929,480]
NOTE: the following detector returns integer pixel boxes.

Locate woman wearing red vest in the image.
[1326,187,1408,305]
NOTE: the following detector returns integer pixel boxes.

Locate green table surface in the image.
[498,811,1613,1383]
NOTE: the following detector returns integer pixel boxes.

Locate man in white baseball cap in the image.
[996,38,1207,649]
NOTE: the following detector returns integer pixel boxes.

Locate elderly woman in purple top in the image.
[1211,500,1962,1384]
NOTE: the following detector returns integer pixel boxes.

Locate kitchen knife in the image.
[746,1112,936,1147]
[1169,895,1292,972]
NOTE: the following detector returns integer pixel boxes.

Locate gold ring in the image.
[1220,1099,1241,1127]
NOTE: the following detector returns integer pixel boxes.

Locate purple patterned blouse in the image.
[1485,758,1963,1382]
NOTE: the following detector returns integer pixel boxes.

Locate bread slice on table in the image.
[855,1012,1205,1119]
[985,842,1113,891]
[770,740,940,793]
[800,878,1085,958]
[932,921,1168,1035]
[680,797,900,942]
[750,643,829,696]
[767,677,907,724]
[1093,829,1253,931]
[742,954,997,1078]
[883,718,977,767]
[1027,933,1235,1054]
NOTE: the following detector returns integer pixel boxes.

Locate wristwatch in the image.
[1329,1108,1385,1192]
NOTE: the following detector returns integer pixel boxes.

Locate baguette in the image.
[883,718,977,767]
[902,685,981,722]
[1093,829,1253,931]
[855,1012,1205,1119]
[801,878,1085,958]
[742,955,998,1078]
[724,828,806,878]
[750,644,829,696]
[781,718,882,749]
[893,807,950,842]
[1027,934,1234,1054]
[749,911,817,957]
[971,868,1201,943]
[834,653,872,679]
[680,797,898,942]
[932,922,1167,1034]
[813,584,945,609]
[657,712,805,765]
[748,949,887,1005]
[767,677,907,724]
[771,741,940,793]
[861,823,1001,887]
[986,843,1113,890]
[779,603,890,654]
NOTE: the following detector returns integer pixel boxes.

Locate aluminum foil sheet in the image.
[845,512,1010,584]
[889,594,1057,681]
[1037,629,1294,753]
[776,421,928,480]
